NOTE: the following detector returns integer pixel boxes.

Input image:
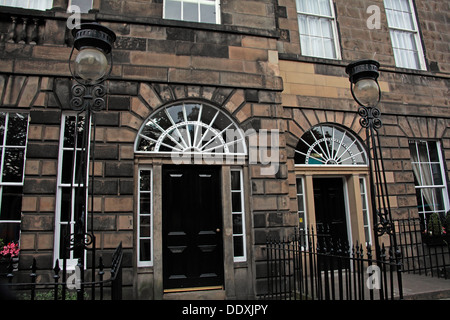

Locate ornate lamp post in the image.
[67,23,116,299]
[345,60,400,264]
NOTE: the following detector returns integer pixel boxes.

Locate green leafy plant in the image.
[444,212,450,232]
[17,287,89,300]
[428,212,444,236]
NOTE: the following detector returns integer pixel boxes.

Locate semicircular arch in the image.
[294,123,368,166]
[134,101,247,156]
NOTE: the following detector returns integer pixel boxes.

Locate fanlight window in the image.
[135,103,246,155]
[295,124,367,166]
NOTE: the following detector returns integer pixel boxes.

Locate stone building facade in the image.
[0,0,448,299]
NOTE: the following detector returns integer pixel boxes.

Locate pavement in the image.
[400,273,450,300]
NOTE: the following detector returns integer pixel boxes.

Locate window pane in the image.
[62,150,74,184]
[0,222,20,243]
[297,194,304,212]
[384,0,424,70]
[165,0,182,20]
[296,178,303,194]
[2,0,52,10]
[297,0,331,16]
[298,15,336,59]
[70,0,92,13]
[140,193,151,215]
[233,235,244,257]
[431,164,443,185]
[140,170,151,191]
[231,192,242,212]
[0,113,5,143]
[231,171,241,191]
[6,114,27,146]
[64,115,86,148]
[0,186,22,220]
[185,103,201,121]
[2,148,25,182]
[428,142,440,162]
[419,164,433,186]
[140,216,151,237]
[200,3,216,23]
[59,223,70,258]
[74,150,86,185]
[60,187,72,223]
[183,1,198,22]
[232,214,242,234]
[140,239,151,262]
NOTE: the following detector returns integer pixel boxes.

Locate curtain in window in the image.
[296,0,331,16]
[410,145,434,213]
[384,0,423,69]
[298,15,336,59]
[296,0,337,59]
[390,30,420,69]
[1,0,53,10]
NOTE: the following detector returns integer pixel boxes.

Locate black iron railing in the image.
[265,228,403,300]
[394,218,450,279]
[0,242,123,300]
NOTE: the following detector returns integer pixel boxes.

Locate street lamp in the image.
[346,60,400,271]
[70,23,116,83]
[67,23,116,300]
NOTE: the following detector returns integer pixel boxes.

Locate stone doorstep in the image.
[163,288,226,300]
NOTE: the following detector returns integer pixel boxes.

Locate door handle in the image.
[216,228,221,233]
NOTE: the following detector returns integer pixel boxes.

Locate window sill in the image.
[279,53,450,79]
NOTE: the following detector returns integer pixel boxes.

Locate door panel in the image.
[313,177,348,244]
[162,165,223,290]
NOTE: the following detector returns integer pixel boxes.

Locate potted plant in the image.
[422,212,448,246]
[0,242,20,271]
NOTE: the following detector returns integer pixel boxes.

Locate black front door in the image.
[313,177,349,245]
[162,165,224,291]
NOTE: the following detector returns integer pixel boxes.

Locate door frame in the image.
[134,158,252,299]
[295,166,372,247]
[161,164,224,292]
[312,176,352,246]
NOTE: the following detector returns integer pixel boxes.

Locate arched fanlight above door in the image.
[295,124,368,166]
[135,102,247,156]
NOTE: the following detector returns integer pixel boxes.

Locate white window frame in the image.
[0,0,53,10]
[384,0,427,70]
[137,167,153,267]
[54,113,91,269]
[163,0,221,24]
[231,168,246,262]
[296,176,307,232]
[296,0,341,60]
[0,112,29,244]
[409,140,450,225]
[359,177,372,246]
[295,176,309,250]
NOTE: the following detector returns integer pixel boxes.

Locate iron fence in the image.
[265,228,403,300]
[394,218,450,279]
[0,242,123,300]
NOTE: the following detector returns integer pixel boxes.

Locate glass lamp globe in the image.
[74,48,108,82]
[352,78,380,107]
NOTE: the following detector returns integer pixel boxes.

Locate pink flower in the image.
[0,242,19,258]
